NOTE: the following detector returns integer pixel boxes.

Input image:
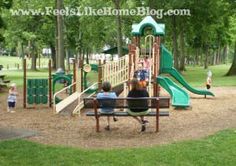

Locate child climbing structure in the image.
[129,16,214,108]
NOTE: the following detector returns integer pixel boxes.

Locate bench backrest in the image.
[83,97,170,109]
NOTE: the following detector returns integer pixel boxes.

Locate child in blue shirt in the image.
[133,63,148,88]
[7,83,18,113]
[97,81,117,130]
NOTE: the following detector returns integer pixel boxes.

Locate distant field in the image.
[1,59,236,88]
[0,56,49,69]
[182,64,236,87]
[0,69,99,88]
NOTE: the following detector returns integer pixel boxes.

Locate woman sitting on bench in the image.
[127,79,149,132]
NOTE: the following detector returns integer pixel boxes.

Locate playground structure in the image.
[23,58,77,109]
[53,16,214,114]
[128,16,214,107]
[23,59,52,108]
[54,55,129,114]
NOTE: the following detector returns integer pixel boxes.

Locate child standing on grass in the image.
[7,83,18,113]
[206,70,212,90]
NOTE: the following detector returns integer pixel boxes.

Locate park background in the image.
[0,0,236,166]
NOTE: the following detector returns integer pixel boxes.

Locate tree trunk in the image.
[179,24,186,71]
[31,53,37,70]
[21,43,24,70]
[16,41,21,57]
[55,1,58,69]
[204,45,209,69]
[86,49,89,64]
[50,44,56,69]
[194,48,199,66]
[213,50,217,65]
[226,40,236,76]
[222,45,228,64]
[172,16,179,69]
[56,0,65,70]
[216,46,221,64]
[113,0,123,57]
[37,51,40,69]
[65,48,70,72]
[30,41,37,71]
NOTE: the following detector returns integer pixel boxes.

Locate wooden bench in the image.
[84,97,170,132]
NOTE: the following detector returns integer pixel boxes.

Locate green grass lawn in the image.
[0,129,235,166]
[183,65,236,87]
[0,56,50,69]
[1,64,236,88]
[1,69,50,87]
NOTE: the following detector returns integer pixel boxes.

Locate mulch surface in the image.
[0,87,236,149]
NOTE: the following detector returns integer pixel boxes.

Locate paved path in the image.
[0,128,37,141]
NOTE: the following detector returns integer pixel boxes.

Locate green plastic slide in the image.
[157,76,190,107]
[160,45,214,97]
[162,68,215,97]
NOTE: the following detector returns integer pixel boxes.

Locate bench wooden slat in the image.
[84,97,170,132]
[86,111,169,116]
[83,97,170,109]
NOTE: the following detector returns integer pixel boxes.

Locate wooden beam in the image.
[23,58,27,109]
[48,59,52,108]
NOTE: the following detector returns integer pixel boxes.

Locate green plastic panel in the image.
[160,45,174,72]
[27,79,49,105]
[41,96,48,104]
[27,88,34,96]
[27,95,34,104]
[35,96,41,104]
[131,16,165,36]
[35,88,40,95]
[91,64,98,72]
[42,79,48,86]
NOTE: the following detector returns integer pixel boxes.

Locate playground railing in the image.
[101,55,129,88]
[72,82,98,115]
[53,81,77,112]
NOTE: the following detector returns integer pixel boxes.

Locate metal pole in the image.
[80,59,84,92]
[98,60,102,91]
[157,37,161,97]
[73,59,76,92]
[23,58,27,108]
[49,59,52,108]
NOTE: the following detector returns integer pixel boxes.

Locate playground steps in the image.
[55,92,79,114]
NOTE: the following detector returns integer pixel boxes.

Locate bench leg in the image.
[94,99,100,132]
[96,117,100,132]
[156,113,159,132]
[156,100,160,132]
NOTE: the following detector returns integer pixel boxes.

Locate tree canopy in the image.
[0,0,235,74]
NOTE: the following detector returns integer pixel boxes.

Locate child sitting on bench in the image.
[97,81,117,131]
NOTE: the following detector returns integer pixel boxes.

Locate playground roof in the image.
[102,47,129,55]
[131,16,165,36]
